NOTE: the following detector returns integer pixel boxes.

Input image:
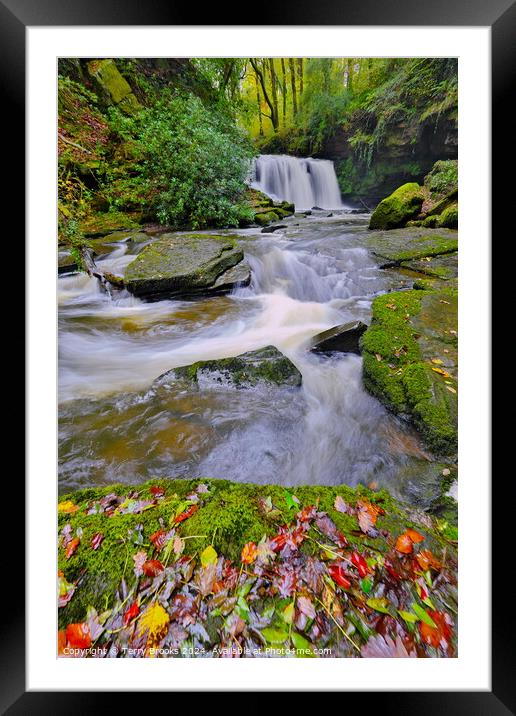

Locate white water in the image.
[252,154,346,210]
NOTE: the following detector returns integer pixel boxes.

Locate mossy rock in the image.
[438,204,458,229]
[421,215,439,228]
[86,59,141,115]
[124,233,244,299]
[80,212,140,238]
[360,288,457,455]
[369,183,425,230]
[400,252,458,280]
[364,228,458,266]
[424,160,458,199]
[165,345,302,388]
[425,188,458,218]
[254,210,280,226]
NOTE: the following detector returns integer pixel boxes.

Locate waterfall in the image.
[252,154,345,210]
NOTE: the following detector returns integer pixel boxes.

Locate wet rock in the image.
[261,224,288,234]
[369,183,425,230]
[310,320,368,355]
[124,233,246,299]
[311,206,324,211]
[161,346,302,388]
[363,228,458,267]
[58,250,77,274]
[361,287,458,456]
[401,252,458,280]
[211,260,251,293]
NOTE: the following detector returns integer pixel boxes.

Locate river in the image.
[58,207,436,505]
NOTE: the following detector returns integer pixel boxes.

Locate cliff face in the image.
[320,114,457,208]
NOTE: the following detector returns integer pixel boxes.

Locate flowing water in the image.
[252,154,346,210]
[58,210,434,503]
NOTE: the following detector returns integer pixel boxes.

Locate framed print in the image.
[6,0,510,708]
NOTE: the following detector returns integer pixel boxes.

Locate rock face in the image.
[247,188,295,226]
[124,233,247,299]
[363,228,458,267]
[369,183,425,230]
[163,346,302,388]
[87,59,141,116]
[310,321,368,355]
[360,288,457,456]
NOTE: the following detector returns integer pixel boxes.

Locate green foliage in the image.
[138,93,254,228]
[424,160,458,197]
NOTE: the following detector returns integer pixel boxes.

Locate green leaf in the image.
[366,597,391,615]
[291,632,316,657]
[398,610,418,623]
[284,490,298,511]
[411,602,437,628]
[261,627,289,644]
[200,544,218,567]
[282,601,295,625]
[361,577,373,594]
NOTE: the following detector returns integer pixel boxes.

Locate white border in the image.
[27,27,490,691]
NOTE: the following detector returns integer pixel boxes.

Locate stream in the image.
[59,209,436,504]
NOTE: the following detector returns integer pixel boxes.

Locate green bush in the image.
[138,93,255,228]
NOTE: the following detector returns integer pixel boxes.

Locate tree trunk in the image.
[288,58,298,116]
[250,58,278,130]
[347,58,354,93]
[268,59,279,131]
[255,73,264,137]
[297,58,304,97]
[280,58,287,127]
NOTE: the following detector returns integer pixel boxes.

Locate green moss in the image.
[87,59,142,115]
[438,204,458,229]
[369,183,425,230]
[254,211,280,226]
[361,288,457,455]
[80,211,140,237]
[424,160,458,199]
[421,215,439,228]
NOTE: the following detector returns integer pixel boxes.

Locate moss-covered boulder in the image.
[124,233,245,299]
[310,320,368,355]
[80,211,141,237]
[165,345,302,388]
[360,288,457,455]
[437,204,458,229]
[364,228,458,267]
[369,183,425,230]
[87,59,141,116]
[400,252,458,281]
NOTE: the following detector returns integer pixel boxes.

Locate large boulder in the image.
[369,183,425,230]
[87,59,141,116]
[124,233,246,299]
[309,320,368,355]
[162,345,302,388]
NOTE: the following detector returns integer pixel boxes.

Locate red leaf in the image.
[297,505,317,523]
[328,564,351,589]
[384,560,402,581]
[65,537,80,560]
[174,504,199,524]
[91,533,104,551]
[65,622,91,649]
[150,486,165,497]
[150,529,168,551]
[58,630,67,655]
[142,559,164,577]
[351,552,369,578]
[123,601,140,626]
[270,533,288,553]
[419,611,453,649]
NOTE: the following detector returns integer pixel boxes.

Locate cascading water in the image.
[58,212,432,503]
[252,154,345,210]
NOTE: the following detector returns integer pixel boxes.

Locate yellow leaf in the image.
[431,358,444,365]
[136,602,170,651]
[58,500,79,514]
[200,545,218,567]
[431,367,451,378]
[446,386,457,394]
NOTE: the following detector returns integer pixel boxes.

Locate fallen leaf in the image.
[431,367,452,378]
[133,550,147,577]
[150,486,165,498]
[241,542,258,564]
[405,528,425,543]
[201,545,218,567]
[328,564,351,589]
[334,495,350,514]
[65,622,91,649]
[136,601,170,649]
[297,595,316,620]
[361,633,416,658]
[58,575,76,607]
[91,533,104,551]
[446,386,457,394]
[58,500,79,515]
[375,353,383,362]
[65,537,80,560]
[395,533,413,554]
[174,504,198,524]
[416,549,442,571]
[431,358,444,365]
[123,601,140,626]
[419,610,453,649]
[261,627,289,644]
[351,552,369,578]
[142,559,164,577]
[442,468,451,476]
[366,597,391,615]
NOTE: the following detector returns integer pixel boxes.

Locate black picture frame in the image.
[6,0,509,709]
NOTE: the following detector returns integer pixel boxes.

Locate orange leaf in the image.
[416,549,442,571]
[65,537,80,560]
[419,611,453,648]
[58,630,67,655]
[142,559,164,577]
[406,528,425,544]
[395,533,413,554]
[65,622,91,649]
[174,504,199,524]
[241,542,258,565]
